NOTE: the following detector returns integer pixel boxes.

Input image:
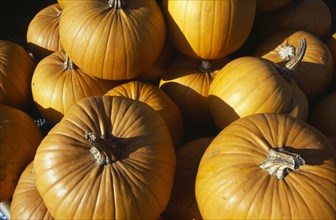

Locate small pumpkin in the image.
[165,137,213,220]
[256,0,292,15]
[0,104,43,201]
[0,40,36,110]
[255,0,332,40]
[161,0,256,60]
[209,39,308,129]
[31,50,120,125]
[159,55,231,126]
[308,91,336,138]
[10,162,53,220]
[254,30,333,103]
[196,113,336,219]
[34,96,176,219]
[59,0,166,80]
[105,80,183,148]
[325,33,336,90]
[27,3,62,61]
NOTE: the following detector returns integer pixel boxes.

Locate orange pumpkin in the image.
[105,80,183,148]
[59,0,166,80]
[0,104,43,201]
[159,56,231,126]
[325,33,336,90]
[255,0,332,40]
[196,113,336,219]
[165,137,213,220]
[10,162,53,220]
[27,3,62,61]
[34,96,176,219]
[308,91,336,138]
[254,30,333,103]
[162,0,256,60]
[209,39,308,129]
[31,50,120,125]
[0,40,36,110]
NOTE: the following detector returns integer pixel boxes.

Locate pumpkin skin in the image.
[308,91,336,138]
[10,162,54,220]
[31,50,120,126]
[196,113,336,219]
[105,80,183,148]
[255,0,332,40]
[161,0,256,60]
[159,55,231,126]
[325,33,336,90]
[208,56,309,129]
[0,104,43,201]
[256,0,292,15]
[27,3,62,61]
[0,40,36,110]
[34,96,176,219]
[254,30,333,103]
[165,137,213,220]
[59,0,166,80]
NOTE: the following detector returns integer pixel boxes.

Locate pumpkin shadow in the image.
[282,146,335,166]
[27,42,55,62]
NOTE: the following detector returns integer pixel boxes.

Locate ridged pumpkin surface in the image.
[34,96,176,219]
[196,113,336,219]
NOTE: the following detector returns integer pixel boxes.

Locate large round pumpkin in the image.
[31,50,120,126]
[209,39,308,129]
[0,104,43,201]
[34,96,176,219]
[0,40,36,110]
[10,162,53,220]
[105,80,183,148]
[161,0,256,60]
[308,91,336,139]
[254,30,333,103]
[165,137,213,220]
[196,113,336,219]
[59,0,166,80]
[159,55,231,126]
[255,0,332,40]
[27,3,62,61]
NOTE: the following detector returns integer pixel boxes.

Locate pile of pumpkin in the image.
[1,0,335,219]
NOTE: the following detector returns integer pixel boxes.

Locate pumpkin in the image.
[256,0,292,15]
[161,0,256,60]
[57,0,66,9]
[105,80,183,148]
[255,0,332,40]
[209,38,308,129]
[10,162,53,220]
[27,3,62,61]
[0,40,36,110]
[165,137,213,220]
[31,50,120,126]
[0,104,43,201]
[325,33,336,90]
[308,91,336,138]
[159,56,231,126]
[254,30,333,103]
[196,113,336,219]
[34,96,176,219]
[59,0,166,80]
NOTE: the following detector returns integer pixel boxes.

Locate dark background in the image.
[0,0,335,52]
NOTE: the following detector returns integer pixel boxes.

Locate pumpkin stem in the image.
[63,52,75,70]
[108,0,126,9]
[260,147,305,179]
[199,60,212,73]
[85,132,121,165]
[277,38,307,81]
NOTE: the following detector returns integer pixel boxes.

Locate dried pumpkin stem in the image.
[199,60,212,73]
[277,38,307,81]
[260,147,305,179]
[63,52,75,70]
[108,0,127,8]
[85,132,121,165]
